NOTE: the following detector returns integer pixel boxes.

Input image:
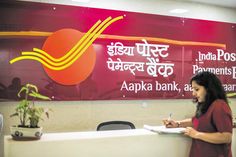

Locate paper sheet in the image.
[143,125,186,134]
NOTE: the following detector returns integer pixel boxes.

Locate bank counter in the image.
[4,129,236,157]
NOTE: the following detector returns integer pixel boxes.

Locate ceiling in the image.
[18,0,236,9]
[69,0,236,8]
[177,0,236,8]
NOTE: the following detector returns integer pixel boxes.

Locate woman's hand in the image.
[163,119,179,128]
[184,127,232,144]
[184,127,199,139]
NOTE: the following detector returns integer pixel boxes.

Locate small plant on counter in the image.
[10,83,52,140]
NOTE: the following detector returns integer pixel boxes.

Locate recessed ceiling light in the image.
[169,9,188,14]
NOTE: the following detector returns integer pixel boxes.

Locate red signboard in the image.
[0,1,235,100]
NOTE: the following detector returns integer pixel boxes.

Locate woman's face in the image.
[191,80,207,103]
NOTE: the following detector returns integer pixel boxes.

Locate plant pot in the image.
[10,126,43,140]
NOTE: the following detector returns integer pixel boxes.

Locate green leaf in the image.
[17,86,28,98]
[29,91,51,100]
[26,84,38,92]
[10,113,19,117]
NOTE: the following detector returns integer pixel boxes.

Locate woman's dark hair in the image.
[190,71,228,118]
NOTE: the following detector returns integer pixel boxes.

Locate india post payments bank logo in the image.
[9,15,227,86]
[9,16,123,85]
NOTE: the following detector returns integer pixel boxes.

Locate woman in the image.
[163,71,233,157]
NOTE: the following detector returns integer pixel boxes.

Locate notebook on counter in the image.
[143,125,186,134]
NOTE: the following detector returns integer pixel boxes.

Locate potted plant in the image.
[10,83,51,140]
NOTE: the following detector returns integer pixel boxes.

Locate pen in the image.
[168,113,172,121]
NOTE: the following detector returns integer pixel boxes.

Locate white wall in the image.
[1,1,236,157]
